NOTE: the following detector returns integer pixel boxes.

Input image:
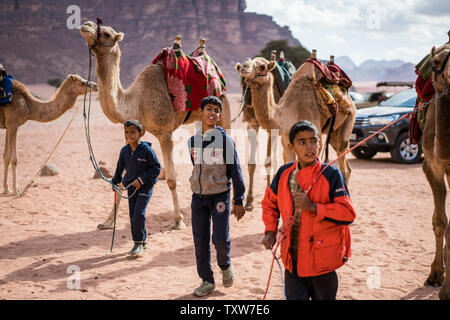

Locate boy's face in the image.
[201,103,221,128]
[289,129,320,165]
[124,125,143,145]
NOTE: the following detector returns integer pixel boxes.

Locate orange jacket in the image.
[262,159,355,277]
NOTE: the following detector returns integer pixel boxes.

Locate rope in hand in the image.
[262,89,448,299]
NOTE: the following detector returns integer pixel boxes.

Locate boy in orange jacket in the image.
[261,120,356,300]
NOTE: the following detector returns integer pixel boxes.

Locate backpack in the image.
[0,65,13,106]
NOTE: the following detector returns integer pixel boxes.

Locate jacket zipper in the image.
[198,136,203,196]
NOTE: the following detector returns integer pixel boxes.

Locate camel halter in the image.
[88,17,116,58]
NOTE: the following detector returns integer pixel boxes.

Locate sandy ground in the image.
[0,85,447,300]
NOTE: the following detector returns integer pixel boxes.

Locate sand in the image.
[0,85,445,300]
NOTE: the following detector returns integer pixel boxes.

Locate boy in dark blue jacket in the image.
[188,96,246,297]
[112,120,161,256]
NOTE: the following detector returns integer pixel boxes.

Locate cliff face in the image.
[0,0,299,92]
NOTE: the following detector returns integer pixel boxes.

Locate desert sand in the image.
[0,86,446,300]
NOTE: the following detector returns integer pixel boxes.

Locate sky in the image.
[245,0,450,66]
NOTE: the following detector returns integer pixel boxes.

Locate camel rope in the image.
[82,49,137,200]
[231,84,249,128]
[18,101,82,197]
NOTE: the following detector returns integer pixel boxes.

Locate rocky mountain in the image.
[334,56,416,83]
[0,0,299,92]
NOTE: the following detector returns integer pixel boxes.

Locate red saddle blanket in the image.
[409,71,434,144]
[326,61,352,88]
[306,58,338,83]
[152,48,226,112]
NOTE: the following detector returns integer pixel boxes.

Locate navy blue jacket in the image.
[112,141,161,192]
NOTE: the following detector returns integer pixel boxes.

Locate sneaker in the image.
[129,243,144,256]
[222,264,235,287]
[193,281,215,297]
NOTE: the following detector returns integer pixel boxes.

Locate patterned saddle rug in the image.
[0,65,13,106]
[152,47,226,112]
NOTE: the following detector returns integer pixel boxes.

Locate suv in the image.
[349,88,421,164]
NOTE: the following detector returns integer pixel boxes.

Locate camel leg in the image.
[8,127,20,195]
[245,125,259,210]
[439,170,450,300]
[281,135,296,163]
[3,129,10,194]
[423,159,447,288]
[97,184,123,230]
[329,129,351,184]
[264,130,277,186]
[159,132,185,230]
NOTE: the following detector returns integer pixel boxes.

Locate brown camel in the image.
[421,41,450,300]
[240,52,283,210]
[80,21,231,230]
[0,74,97,195]
[235,53,355,183]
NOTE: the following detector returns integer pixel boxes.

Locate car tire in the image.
[390,132,422,164]
[351,146,378,159]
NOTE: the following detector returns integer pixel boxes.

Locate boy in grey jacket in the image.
[188,96,246,297]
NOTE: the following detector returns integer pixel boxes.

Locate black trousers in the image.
[284,268,338,300]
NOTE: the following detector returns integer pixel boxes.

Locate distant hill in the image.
[0,0,300,93]
[334,56,416,82]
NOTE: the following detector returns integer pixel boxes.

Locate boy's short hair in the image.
[200,96,223,112]
[289,120,319,144]
[124,119,143,133]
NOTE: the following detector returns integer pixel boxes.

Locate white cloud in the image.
[245,0,449,64]
[324,35,346,45]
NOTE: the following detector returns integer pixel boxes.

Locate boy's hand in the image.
[293,191,317,213]
[234,205,245,221]
[130,179,142,190]
[262,231,276,250]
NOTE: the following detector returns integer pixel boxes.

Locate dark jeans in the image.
[285,268,338,300]
[128,187,153,243]
[191,192,231,284]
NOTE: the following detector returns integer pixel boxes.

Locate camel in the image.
[240,51,283,210]
[80,21,231,230]
[421,40,450,300]
[235,52,355,183]
[0,74,97,195]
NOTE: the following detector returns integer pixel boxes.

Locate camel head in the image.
[80,21,124,57]
[65,74,98,95]
[430,44,450,92]
[235,57,276,86]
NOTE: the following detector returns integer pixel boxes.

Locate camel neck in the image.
[250,75,279,130]
[95,47,130,124]
[27,81,78,122]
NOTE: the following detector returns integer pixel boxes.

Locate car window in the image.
[379,89,417,107]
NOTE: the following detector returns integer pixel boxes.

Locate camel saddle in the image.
[0,64,13,106]
[409,54,435,144]
[152,47,226,112]
[303,58,353,116]
[273,59,296,95]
